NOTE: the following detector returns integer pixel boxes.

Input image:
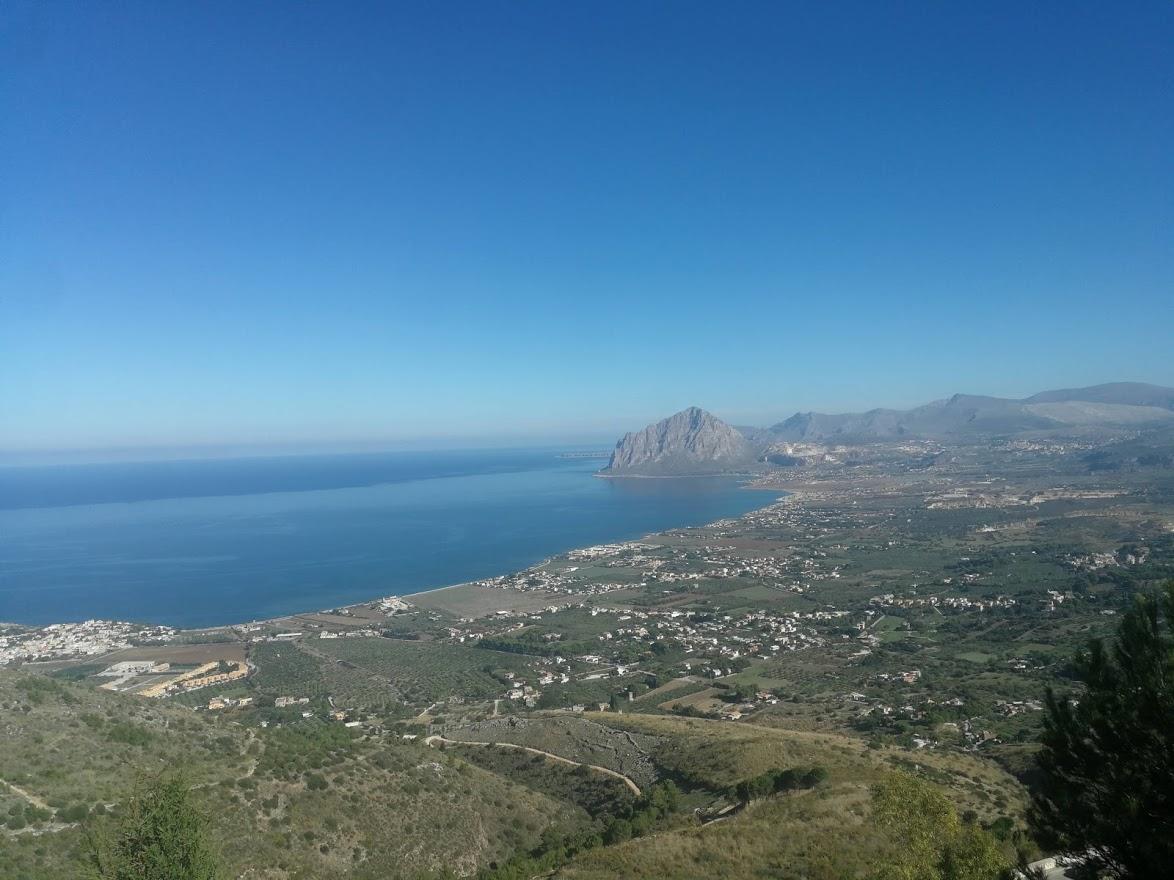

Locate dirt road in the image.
[424,735,642,796]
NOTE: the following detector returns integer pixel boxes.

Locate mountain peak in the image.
[603,407,756,475]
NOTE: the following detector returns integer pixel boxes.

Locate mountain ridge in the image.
[768,382,1174,443]
[603,383,1174,474]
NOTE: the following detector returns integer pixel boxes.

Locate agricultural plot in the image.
[249,641,397,707]
[99,642,247,665]
[633,676,706,705]
[658,686,726,714]
[306,635,543,704]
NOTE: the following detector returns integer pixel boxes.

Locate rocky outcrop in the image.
[602,407,757,475]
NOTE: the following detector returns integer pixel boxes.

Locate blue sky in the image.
[2,2,1172,454]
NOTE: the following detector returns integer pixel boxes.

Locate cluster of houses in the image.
[567,541,660,561]
[448,501,866,632]
[996,699,1044,717]
[0,619,175,665]
[601,604,833,660]
[479,602,838,709]
[1067,544,1148,571]
[474,565,633,598]
[317,628,380,640]
[376,596,414,615]
[873,669,922,684]
[208,695,253,710]
[139,660,249,698]
[869,592,1018,612]
[1043,589,1077,612]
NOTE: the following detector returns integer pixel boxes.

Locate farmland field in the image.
[305,636,544,704]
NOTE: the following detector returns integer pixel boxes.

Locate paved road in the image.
[424,734,642,796]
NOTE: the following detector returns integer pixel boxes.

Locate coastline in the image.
[5,474,786,636]
[594,470,764,480]
[242,482,786,629]
[335,481,784,619]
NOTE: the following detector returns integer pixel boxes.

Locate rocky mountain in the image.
[770,383,1174,443]
[602,407,757,475]
[601,384,1174,475]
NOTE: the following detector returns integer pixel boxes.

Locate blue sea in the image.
[0,449,778,628]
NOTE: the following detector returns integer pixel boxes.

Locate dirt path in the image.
[424,735,642,796]
[0,778,51,811]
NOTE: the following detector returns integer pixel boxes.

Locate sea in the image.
[0,448,779,629]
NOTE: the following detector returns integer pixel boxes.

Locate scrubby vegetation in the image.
[729,764,827,804]
[481,782,684,880]
[0,673,576,880]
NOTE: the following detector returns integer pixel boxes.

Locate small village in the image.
[0,620,175,666]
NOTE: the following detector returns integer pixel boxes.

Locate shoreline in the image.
[594,470,765,480]
[290,479,785,623]
[4,477,788,637]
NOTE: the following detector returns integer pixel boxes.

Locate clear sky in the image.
[2,2,1172,455]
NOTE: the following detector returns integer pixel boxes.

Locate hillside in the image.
[0,671,1029,880]
[0,671,583,879]
[447,713,1027,880]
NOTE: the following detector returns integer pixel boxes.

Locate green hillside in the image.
[0,672,581,880]
[0,670,1030,880]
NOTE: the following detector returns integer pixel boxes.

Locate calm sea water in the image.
[0,449,777,628]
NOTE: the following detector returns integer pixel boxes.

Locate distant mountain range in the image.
[602,383,1174,475]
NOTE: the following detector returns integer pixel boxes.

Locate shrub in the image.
[305,772,329,791]
[59,803,90,823]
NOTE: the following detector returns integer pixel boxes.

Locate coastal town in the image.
[0,619,176,666]
[0,428,1170,880]
[4,434,1169,765]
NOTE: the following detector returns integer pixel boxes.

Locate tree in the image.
[87,773,221,880]
[870,773,1006,880]
[800,766,829,789]
[1029,582,1174,879]
[603,817,631,844]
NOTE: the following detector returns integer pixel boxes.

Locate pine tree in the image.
[87,772,222,880]
[1029,582,1174,878]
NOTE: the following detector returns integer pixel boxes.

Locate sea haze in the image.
[0,449,778,628]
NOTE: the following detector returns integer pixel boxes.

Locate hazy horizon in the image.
[4,376,1173,466]
[3,3,1172,453]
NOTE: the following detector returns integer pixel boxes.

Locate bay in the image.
[0,449,778,628]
